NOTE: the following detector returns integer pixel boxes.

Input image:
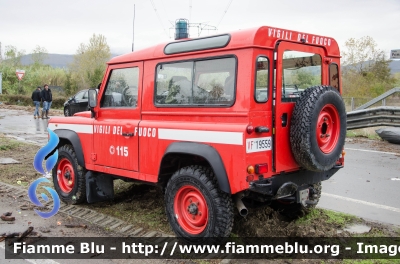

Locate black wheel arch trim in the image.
[161,142,231,194]
[53,129,85,167]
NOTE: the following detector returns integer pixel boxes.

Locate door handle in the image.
[281,113,287,127]
[122,132,133,137]
[255,126,270,133]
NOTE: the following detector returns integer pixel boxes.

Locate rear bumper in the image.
[249,166,341,196]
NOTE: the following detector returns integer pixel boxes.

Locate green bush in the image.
[0,94,67,109]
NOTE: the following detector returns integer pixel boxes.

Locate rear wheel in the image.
[165,165,234,241]
[52,144,86,204]
[271,182,321,219]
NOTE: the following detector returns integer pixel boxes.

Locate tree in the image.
[341,36,395,98]
[31,45,48,66]
[295,70,318,89]
[3,45,25,67]
[69,34,111,94]
[0,46,25,94]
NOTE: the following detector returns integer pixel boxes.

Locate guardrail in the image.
[347,106,400,130]
[354,87,400,110]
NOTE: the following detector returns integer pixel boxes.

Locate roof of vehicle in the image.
[109,25,340,65]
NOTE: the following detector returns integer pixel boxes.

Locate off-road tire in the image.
[290,85,346,172]
[52,144,86,204]
[271,182,321,219]
[165,165,234,242]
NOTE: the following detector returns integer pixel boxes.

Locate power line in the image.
[160,0,171,25]
[217,0,233,28]
[189,0,192,21]
[189,23,217,37]
[149,0,169,38]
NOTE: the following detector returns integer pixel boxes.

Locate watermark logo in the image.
[28,128,60,218]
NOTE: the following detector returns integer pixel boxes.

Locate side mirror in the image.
[88,89,97,108]
[88,89,97,118]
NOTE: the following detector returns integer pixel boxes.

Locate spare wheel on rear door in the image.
[290,85,346,172]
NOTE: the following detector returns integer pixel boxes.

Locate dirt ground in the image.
[348,137,400,156]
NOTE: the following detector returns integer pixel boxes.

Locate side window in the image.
[74,91,85,100]
[155,61,193,105]
[155,57,236,106]
[101,67,139,108]
[329,63,339,90]
[282,51,322,102]
[255,56,269,103]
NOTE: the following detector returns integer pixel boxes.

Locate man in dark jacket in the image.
[41,84,52,119]
[31,86,42,119]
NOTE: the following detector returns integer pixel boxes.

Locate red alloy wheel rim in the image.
[174,185,209,235]
[56,158,75,193]
[316,104,340,154]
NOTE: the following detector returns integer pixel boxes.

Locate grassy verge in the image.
[81,180,172,233]
[296,208,359,227]
[0,136,21,151]
[0,134,41,186]
[346,127,382,140]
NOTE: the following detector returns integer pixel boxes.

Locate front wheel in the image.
[165,165,234,241]
[52,144,86,204]
[64,106,70,117]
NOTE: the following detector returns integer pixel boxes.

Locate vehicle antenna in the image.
[132,4,135,52]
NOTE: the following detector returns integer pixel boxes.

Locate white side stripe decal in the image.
[48,124,93,134]
[47,125,243,145]
[158,128,243,145]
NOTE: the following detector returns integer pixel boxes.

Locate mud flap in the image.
[85,171,114,203]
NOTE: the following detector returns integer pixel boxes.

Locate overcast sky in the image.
[0,0,399,58]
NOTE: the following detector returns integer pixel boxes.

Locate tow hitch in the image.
[298,187,318,206]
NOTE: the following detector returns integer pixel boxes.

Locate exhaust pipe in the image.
[234,194,248,217]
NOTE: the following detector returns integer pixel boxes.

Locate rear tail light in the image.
[246,175,254,182]
[255,163,268,174]
[246,125,254,134]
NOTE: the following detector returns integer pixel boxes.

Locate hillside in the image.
[20,53,73,68]
[19,53,119,68]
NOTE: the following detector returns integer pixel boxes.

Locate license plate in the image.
[246,137,272,153]
[298,189,310,206]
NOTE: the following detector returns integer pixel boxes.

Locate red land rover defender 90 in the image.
[48,25,346,241]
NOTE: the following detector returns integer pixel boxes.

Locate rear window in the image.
[155,57,236,107]
[282,50,322,102]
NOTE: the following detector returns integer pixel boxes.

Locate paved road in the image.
[1,109,400,227]
[0,109,49,146]
[319,140,400,226]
